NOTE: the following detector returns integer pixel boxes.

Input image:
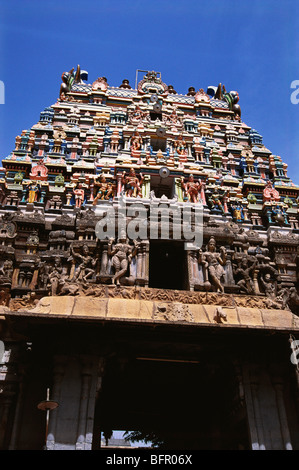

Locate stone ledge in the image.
[2,296,299,332]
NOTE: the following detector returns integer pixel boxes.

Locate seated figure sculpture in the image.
[93,174,114,204]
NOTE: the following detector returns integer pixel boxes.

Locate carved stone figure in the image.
[36,260,50,290]
[0,260,13,285]
[260,273,276,299]
[70,244,97,282]
[48,257,64,296]
[233,256,257,294]
[199,237,227,293]
[108,232,139,286]
[46,195,62,210]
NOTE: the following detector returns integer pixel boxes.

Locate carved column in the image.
[272,378,292,450]
[250,373,266,450]
[136,246,143,281]
[46,357,66,450]
[142,241,149,287]
[99,242,109,278]
[46,355,104,450]
[8,365,26,450]
[242,364,265,450]
[76,360,92,450]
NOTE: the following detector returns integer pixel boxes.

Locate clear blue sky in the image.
[0,0,298,183]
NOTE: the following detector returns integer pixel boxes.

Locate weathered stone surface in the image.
[236,307,264,327]
[7,296,298,331]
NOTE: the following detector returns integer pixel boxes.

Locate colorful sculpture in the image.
[121,168,144,198]
[93,174,114,204]
[181,174,202,203]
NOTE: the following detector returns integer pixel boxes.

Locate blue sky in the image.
[0,0,299,183]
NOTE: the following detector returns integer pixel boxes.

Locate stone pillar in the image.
[242,365,265,450]
[99,242,109,277]
[242,363,293,450]
[46,355,104,450]
[141,240,149,287]
[76,359,93,450]
[272,376,293,450]
[46,357,66,450]
[8,366,26,450]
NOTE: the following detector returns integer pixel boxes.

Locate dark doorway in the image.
[150,175,174,199]
[93,342,251,450]
[149,241,186,290]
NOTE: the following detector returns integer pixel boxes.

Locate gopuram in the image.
[0,66,299,450]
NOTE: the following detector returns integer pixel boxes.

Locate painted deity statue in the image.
[27,182,41,204]
[130,132,143,151]
[263,180,280,203]
[108,232,139,286]
[93,174,114,204]
[199,237,227,293]
[174,134,186,155]
[122,168,144,198]
[181,174,202,203]
[73,183,85,208]
[208,189,227,214]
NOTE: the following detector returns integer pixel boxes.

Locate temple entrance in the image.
[149,240,186,290]
[93,341,250,450]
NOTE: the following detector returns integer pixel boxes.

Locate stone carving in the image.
[214,306,227,323]
[48,257,65,296]
[36,260,50,290]
[4,191,19,207]
[233,256,257,294]
[260,273,277,300]
[0,214,16,238]
[46,195,62,210]
[199,237,227,293]
[153,302,194,322]
[0,260,13,286]
[108,233,139,286]
[69,244,97,283]
[264,286,299,313]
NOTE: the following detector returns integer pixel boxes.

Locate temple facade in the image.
[0,67,299,450]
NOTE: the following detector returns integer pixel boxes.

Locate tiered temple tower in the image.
[0,66,299,450]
